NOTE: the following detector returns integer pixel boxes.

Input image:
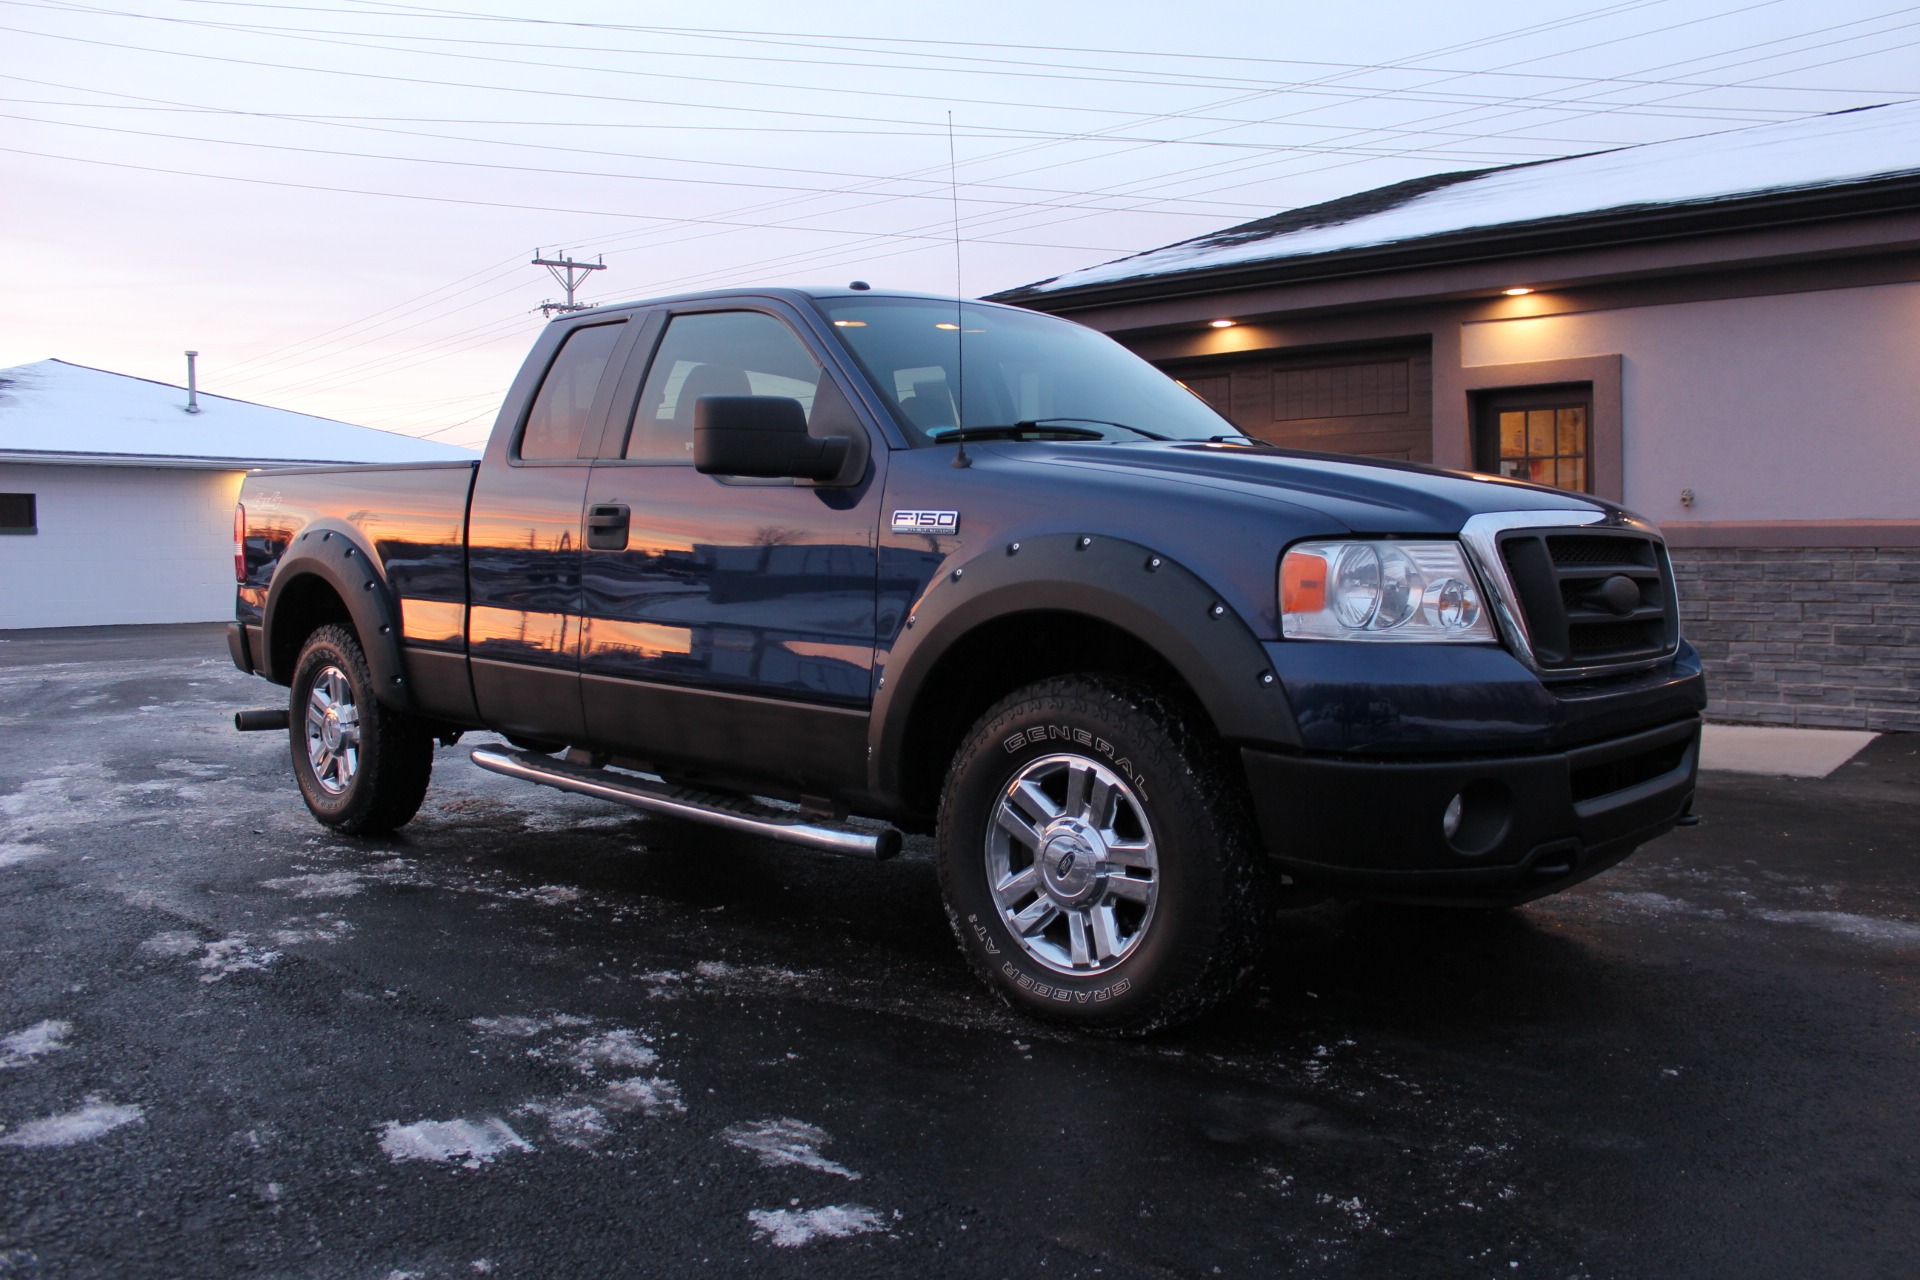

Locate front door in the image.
[579,305,884,794]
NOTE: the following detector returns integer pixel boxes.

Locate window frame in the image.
[593,300,876,467]
[507,318,637,467]
[1473,383,1595,494]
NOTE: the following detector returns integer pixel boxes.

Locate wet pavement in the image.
[0,623,1915,1279]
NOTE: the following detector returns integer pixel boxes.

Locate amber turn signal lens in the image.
[1281,549,1327,614]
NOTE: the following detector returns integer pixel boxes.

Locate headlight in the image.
[1281,540,1495,642]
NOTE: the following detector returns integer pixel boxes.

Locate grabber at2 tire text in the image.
[288,623,434,835]
[936,675,1270,1034]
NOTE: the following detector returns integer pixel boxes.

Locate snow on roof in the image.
[1018,103,1920,295]
[0,359,477,467]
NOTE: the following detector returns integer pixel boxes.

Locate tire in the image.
[936,676,1270,1035]
[288,624,433,834]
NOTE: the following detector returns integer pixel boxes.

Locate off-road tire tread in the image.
[936,675,1270,1036]
[290,624,433,834]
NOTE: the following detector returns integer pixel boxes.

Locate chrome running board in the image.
[468,746,901,861]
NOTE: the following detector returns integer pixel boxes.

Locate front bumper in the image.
[1242,715,1700,906]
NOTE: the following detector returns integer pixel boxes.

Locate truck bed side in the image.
[236,460,479,724]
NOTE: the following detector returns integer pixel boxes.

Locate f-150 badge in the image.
[891,510,960,536]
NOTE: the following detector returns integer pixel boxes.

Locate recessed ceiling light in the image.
[1210,319,1237,328]
[1502,287,1534,297]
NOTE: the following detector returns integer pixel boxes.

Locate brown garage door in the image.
[1163,343,1432,462]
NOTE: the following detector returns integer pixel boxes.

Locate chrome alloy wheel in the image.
[304,665,361,796]
[985,753,1159,975]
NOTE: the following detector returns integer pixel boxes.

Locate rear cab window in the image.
[517,322,625,461]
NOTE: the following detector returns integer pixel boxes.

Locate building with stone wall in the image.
[993,104,1920,731]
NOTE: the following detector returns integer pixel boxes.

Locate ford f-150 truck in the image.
[228,285,1705,1033]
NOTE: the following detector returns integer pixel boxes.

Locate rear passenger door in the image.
[467,317,636,745]
[579,303,885,794]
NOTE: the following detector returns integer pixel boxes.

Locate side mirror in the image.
[694,395,850,482]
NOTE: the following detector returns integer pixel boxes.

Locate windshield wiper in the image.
[927,423,1108,444]
[1018,417,1171,441]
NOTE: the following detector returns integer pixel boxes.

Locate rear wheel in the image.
[289,624,433,834]
[936,676,1270,1035]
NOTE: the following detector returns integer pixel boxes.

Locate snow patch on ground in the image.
[511,1101,612,1150]
[469,1013,590,1038]
[566,1029,658,1075]
[260,870,366,898]
[140,930,202,957]
[722,1118,861,1179]
[747,1204,884,1247]
[0,1097,143,1149]
[267,914,353,946]
[142,920,350,981]
[378,1117,533,1169]
[0,842,45,867]
[0,1019,71,1069]
[193,936,282,982]
[600,1074,686,1117]
[1755,909,1920,946]
[461,1014,687,1154]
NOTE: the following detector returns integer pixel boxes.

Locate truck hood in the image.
[996,440,1619,535]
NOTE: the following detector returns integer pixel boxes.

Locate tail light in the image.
[233,502,247,584]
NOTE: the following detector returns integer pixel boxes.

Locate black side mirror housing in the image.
[694,395,850,482]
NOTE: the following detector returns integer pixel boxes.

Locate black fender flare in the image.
[868,532,1299,798]
[262,521,413,711]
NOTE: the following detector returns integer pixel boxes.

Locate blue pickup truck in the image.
[229,285,1705,1032]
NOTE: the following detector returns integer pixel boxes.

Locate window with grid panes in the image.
[1473,386,1591,494]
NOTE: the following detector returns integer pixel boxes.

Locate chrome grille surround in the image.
[1459,508,1681,681]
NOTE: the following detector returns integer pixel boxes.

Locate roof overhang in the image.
[995,173,1920,316]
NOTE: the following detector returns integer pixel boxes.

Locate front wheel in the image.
[289,624,433,834]
[936,676,1270,1035]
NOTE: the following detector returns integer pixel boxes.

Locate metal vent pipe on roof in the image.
[184,350,201,415]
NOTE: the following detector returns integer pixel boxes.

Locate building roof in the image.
[997,102,1920,302]
[0,359,478,469]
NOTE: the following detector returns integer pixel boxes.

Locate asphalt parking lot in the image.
[1,624,1916,1279]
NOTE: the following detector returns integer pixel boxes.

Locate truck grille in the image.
[1498,529,1679,672]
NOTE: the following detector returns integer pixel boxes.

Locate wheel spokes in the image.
[1105,873,1154,905]
[1011,896,1058,937]
[1066,909,1091,967]
[993,866,1040,910]
[995,803,1044,851]
[1089,903,1123,962]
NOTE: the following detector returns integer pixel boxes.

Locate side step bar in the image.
[468,746,901,861]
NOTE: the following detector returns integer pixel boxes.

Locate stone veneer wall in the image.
[1669,547,1920,731]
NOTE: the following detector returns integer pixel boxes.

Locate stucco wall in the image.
[0,463,244,628]
[1460,280,1920,526]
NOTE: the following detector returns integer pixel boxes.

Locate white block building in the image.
[0,359,475,629]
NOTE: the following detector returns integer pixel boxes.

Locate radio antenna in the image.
[947,110,971,470]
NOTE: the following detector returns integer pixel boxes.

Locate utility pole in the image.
[532,249,606,317]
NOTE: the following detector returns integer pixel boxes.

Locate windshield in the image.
[815,297,1239,446]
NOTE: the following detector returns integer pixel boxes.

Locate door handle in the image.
[586,503,629,550]
[586,504,629,530]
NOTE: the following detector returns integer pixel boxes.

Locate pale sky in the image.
[3,0,1915,449]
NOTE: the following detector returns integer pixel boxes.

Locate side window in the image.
[0,493,36,535]
[625,311,826,462]
[518,322,624,460]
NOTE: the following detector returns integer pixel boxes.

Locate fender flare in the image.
[262,521,414,712]
[868,532,1299,798]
